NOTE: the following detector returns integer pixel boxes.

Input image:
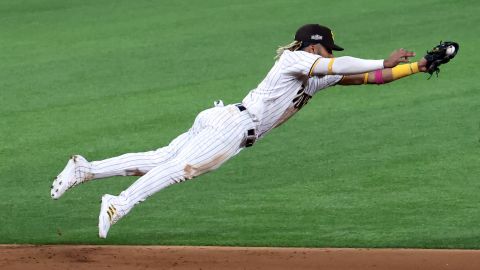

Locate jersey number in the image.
[292,85,312,110]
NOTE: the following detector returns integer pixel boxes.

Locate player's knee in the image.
[173,158,199,180]
[183,163,198,180]
[166,158,196,180]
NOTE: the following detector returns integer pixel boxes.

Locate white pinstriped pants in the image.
[89,104,255,214]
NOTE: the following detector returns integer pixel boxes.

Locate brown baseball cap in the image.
[295,24,344,51]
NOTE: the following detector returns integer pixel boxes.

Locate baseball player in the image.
[50,24,459,238]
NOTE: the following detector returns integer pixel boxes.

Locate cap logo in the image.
[310,34,323,40]
[331,31,335,41]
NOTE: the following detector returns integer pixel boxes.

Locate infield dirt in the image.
[1,245,479,270]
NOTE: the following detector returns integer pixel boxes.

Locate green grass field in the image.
[1,0,479,248]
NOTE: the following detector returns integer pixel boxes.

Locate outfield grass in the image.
[1,0,479,248]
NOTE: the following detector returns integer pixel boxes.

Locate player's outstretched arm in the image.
[338,57,428,85]
[310,48,415,77]
[338,47,436,85]
[338,41,459,85]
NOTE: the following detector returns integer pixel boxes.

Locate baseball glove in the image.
[424,41,459,78]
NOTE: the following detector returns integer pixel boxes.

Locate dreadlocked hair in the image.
[274,40,302,60]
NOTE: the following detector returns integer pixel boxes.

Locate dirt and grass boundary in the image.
[1,245,480,270]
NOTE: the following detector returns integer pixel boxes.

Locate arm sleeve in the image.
[307,75,344,95]
[311,56,384,76]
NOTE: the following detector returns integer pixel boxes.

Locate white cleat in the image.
[51,155,92,200]
[98,194,125,239]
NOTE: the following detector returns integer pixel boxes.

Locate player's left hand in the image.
[423,41,460,77]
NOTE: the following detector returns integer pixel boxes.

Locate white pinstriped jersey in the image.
[242,50,343,138]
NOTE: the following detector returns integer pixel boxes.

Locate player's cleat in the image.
[98,194,125,239]
[50,155,93,200]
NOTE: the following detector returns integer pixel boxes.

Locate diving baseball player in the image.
[50,24,459,238]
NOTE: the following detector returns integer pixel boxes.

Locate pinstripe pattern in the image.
[91,105,254,213]
[87,49,344,228]
[90,132,189,179]
[243,50,343,138]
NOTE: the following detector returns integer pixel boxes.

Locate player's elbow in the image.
[330,56,385,75]
[331,57,360,75]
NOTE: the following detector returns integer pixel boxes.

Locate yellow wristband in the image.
[391,62,419,80]
[363,73,369,84]
[410,62,419,73]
